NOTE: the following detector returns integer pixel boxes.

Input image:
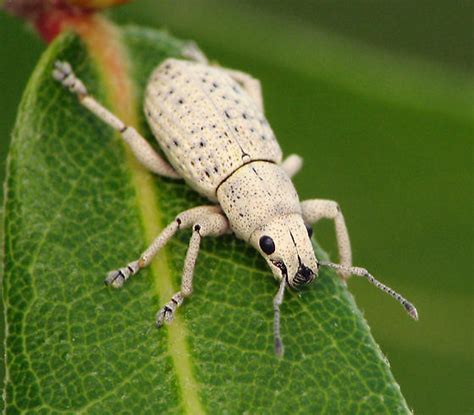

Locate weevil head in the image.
[250,214,318,290]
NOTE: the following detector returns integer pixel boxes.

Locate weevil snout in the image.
[291,263,316,289]
[251,214,318,286]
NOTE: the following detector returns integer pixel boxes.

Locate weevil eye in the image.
[305,224,313,238]
[259,235,275,255]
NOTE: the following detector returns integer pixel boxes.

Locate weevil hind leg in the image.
[156,212,230,326]
[182,41,209,64]
[224,68,264,111]
[52,61,180,179]
[105,205,222,288]
[300,199,352,280]
[180,45,265,111]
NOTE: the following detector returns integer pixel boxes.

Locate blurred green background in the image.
[0,1,472,413]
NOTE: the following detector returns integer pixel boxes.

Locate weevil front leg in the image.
[105,205,222,288]
[300,199,352,279]
[156,211,230,327]
[52,61,180,179]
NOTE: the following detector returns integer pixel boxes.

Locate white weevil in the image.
[52,49,418,356]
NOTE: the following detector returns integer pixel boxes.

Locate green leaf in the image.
[3,25,412,414]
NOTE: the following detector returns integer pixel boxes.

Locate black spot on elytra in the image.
[173,139,179,146]
[224,110,231,119]
[178,99,184,104]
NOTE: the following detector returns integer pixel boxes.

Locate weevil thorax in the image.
[250,214,318,289]
[217,161,318,288]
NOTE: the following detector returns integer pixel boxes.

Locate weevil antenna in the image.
[319,261,418,321]
[273,277,287,357]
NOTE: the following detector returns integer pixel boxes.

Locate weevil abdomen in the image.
[144,58,283,200]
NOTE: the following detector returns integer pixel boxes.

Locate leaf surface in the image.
[3,25,411,414]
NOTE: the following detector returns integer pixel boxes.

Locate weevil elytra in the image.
[52,47,418,356]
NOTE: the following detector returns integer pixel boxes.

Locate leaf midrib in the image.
[75,18,204,414]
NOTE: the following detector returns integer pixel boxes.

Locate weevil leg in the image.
[281,154,303,178]
[182,41,209,64]
[300,199,352,280]
[182,44,264,111]
[273,278,286,357]
[105,205,222,288]
[156,212,230,326]
[52,61,180,179]
[221,68,264,111]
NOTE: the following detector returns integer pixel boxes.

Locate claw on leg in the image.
[156,293,184,327]
[52,60,88,97]
[52,61,72,80]
[105,260,140,288]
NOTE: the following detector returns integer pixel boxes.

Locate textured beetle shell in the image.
[144,58,283,200]
[217,162,301,240]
